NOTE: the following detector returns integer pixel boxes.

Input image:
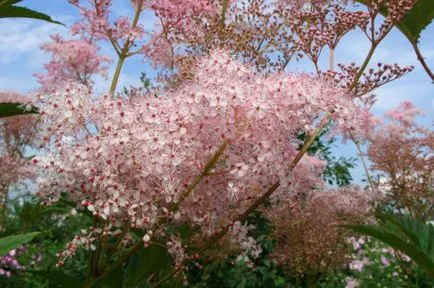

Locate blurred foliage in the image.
[188,212,287,288]
[298,126,356,187]
[0,196,90,287]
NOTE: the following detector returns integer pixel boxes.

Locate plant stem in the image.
[82,242,143,288]
[219,0,229,45]
[108,1,143,95]
[351,135,373,189]
[329,48,335,71]
[198,118,329,255]
[148,120,330,288]
[171,141,228,211]
[349,43,376,91]
[109,55,125,95]
[412,41,434,83]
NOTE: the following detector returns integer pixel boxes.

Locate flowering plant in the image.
[1,0,433,287]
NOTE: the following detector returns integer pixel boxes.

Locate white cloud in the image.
[373,83,427,112]
[0,19,68,66]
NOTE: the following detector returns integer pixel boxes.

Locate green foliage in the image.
[122,72,156,97]
[0,103,38,118]
[123,244,173,288]
[188,213,287,288]
[190,259,286,288]
[298,129,356,187]
[0,0,63,25]
[320,239,412,288]
[0,232,40,255]
[28,270,83,288]
[0,198,91,287]
[345,213,434,278]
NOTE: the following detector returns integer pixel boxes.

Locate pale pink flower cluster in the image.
[347,231,411,276]
[152,0,217,19]
[36,84,93,142]
[166,235,186,267]
[348,236,366,251]
[324,63,414,97]
[229,221,262,260]
[35,50,368,262]
[366,102,434,219]
[35,35,111,91]
[56,225,123,266]
[385,101,422,127]
[349,257,370,272]
[345,277,359,288]
[70,0,146,42]
[283,2,369,63]
[146,0,223,68]
[268,186,375,274]
[0,92,37,222]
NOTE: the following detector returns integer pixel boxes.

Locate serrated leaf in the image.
[0,232,40,255]
[0,1,63,25]
[0,102,38,118]
[356,0,434,43]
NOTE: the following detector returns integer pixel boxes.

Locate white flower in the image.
[230,163,249,178]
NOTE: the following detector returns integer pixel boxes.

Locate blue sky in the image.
[1,0,433,184]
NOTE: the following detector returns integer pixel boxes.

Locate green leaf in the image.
[27,270,82,288]
[344,214,434,278]
[356,0,434,43]
[377,213,421,245]
[0,102,38,118]
[123,244,173,288]
[0,0,22,8]
[99,265,125,288]
[345,223,434,277]
[0,0,63,25]
[0,232,40,255]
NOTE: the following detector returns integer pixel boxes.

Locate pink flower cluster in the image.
[35,35,111,91]
[283,1,369,64]
[0,249,24,278]
[324,62,414,97]
[0,92,37,224]
[0,247,41,278]
[366,102,434,219]
[34,50,368,261]
[70,0,146,42]
[268,186,375,274]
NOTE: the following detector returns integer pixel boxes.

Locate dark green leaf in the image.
[0,0,22,7]
[0,102,38,118]
[345,223,434,277]
[344,215,434,278]
[0,232,40,255]
[0,1,63,25]
[27,270,82,288]
[99,265,124,288]
[377,213,421,245]
[123,244,173,288]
